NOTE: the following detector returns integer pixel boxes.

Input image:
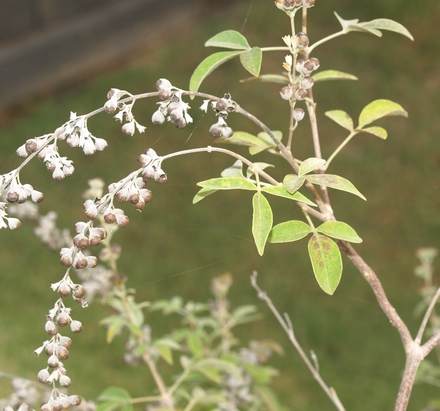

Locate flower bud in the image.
[295,88,308,100]
[56,345,69,360]
[221,127,234,138]
[209,124,222,138]
[68,395,82,406]
[48,354,60,368]
[59,336,73,348]
[25,139,38,153]
[37,369,50,383]
[56,312,71,327]
[104,97,118,114]
[302,0,315,7]
[60,375,71,388]
[296,32,309,48]
[122,121,135,136]
[73,234,90,249]
[16,144,28,158]
[279,86,293,100]
[73,285,85,299]
[58,282,71,298]
[301,76,314,89]
[293,108,305,121]
[70,320,83,333]
[151,110,165,125]
[45,320,58,336]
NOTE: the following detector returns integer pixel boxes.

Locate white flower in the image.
[200,99,210,112]
[283,55,293,71]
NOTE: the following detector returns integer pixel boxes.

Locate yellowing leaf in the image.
[325,110,354,131]
[308,234,342,295]
[358,99,408,128]
[197,177,257,191]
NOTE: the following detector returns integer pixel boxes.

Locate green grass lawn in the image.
[1,1,440,410]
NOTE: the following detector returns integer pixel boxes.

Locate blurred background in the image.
[0,0,439,410]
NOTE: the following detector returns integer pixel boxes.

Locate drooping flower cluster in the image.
[104,88,146,136]
[151,78,193,129]
[34,295,84,410]
[200,93,236,139]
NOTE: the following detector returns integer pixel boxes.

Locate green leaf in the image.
[325,110,354,131]
[100,316,125,343]
[283,174,305,194]
[221,160,245,178]
[269,220,313,243]
[246,162,274,179]
[359,126,388,139]
[215,131,264,147]
[306,174,366,200]
[229,305,260,326]
[359,19,414,41]
[313,70,358,82]
[97,387,132,411]
[193,358,242,378]
[252,192,273,256]
[248,130,283,155]
[240,73,288,84]
[308,234,342,295]
[192,187,218,204]
[334,12,382,36]
[316,221,362,243]
[197,177,257,191]
[299,157,327,176]
[334,12,381,36]
[157,346,173,365]
[261,185,316,207]
[189,51,242,93]
[240,47,262,76]
[358,99,408,128]
[187,334,204,358]
[254,386,283,411]
[205,30,251,50]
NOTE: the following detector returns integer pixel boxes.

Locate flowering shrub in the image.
[0,1,438,411]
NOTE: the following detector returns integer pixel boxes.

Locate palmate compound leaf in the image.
[252,192,273,256]
[306,174,366,201]
[189,51,242,93]
[316,221,362,243]
[308,234,342,295]
[268,220,312,243]
[358,99,408,128]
